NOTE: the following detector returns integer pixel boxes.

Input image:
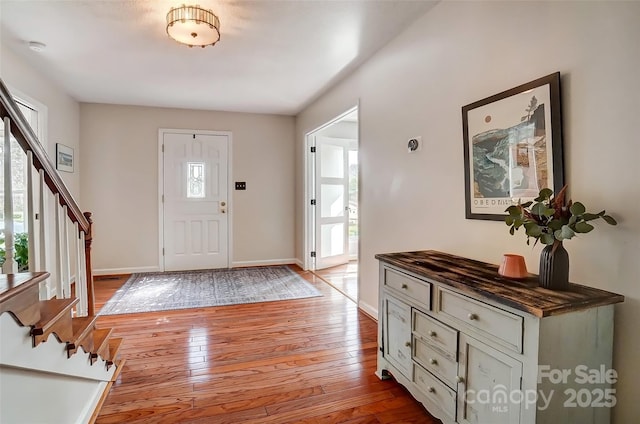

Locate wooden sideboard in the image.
[376,250,624,424]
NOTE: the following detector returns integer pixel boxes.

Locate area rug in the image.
[99,266,322,315]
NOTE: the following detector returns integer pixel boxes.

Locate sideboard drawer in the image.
[413,336,458,388]
[413,309,457,360]
[384,267,431,308]
[436,288,523,353]
[414,362,457,421]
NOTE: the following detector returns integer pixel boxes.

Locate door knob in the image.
[221,201,226,206]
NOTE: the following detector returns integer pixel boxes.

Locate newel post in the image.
[83,211,96,316]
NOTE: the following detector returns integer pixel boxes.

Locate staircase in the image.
[0,78,124,423]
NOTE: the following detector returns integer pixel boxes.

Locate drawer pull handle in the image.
[401,283,408,289]
[428,331,437,337]
[468,313,478,321]
[427,386,436,393]
[429,358,438,365]
[405,341,411,347]
[455,376,465,384]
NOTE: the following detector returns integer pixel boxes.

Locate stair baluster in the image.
[53,193,63,296]
[26,151,36,273]
[37,169,49,299]
[2,117,18,274]
[75,221,87,316]
[61,204,71,299]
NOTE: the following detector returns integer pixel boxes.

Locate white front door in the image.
[162,131,230,271]
[314,137,354,270]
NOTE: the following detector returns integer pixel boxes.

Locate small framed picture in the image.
[462,72,564,221]
[56,143,74,173]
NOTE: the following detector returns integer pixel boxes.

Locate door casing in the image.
[303,105,359,272]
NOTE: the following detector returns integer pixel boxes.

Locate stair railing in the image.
[0,78,95,317]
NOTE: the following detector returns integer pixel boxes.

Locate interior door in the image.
[314,137,352,270]
[163,131,229,271]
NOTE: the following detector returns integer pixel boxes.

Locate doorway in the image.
[160,129,231,271]
[305,107,359,302]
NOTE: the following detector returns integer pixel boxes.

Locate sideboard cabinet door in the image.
[383,294,412,378]
[457,333,523,424]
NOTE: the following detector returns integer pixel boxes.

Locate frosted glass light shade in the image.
[167,4,220,48]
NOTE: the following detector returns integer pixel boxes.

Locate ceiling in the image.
[0,0,437,115]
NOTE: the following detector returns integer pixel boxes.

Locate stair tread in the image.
[67,316,98,353]
[0,272,50,303]
[71,315,98,342]
[107,337,124,366]
[92,327,113,354]
[32,298,79,335]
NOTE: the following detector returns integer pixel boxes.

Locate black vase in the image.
[539,241,570,290]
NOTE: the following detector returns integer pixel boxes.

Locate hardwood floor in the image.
[94,266,440,423]
[313,261,358,303]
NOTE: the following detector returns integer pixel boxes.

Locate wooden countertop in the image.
[375,250,624,317]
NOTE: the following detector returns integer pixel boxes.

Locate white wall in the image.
[295,2,640,422]
[0,43,81,198]
[80,103,295,274]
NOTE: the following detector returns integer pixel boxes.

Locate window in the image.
[187,162,205,198]
[0,100,37,234]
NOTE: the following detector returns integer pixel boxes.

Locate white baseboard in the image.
[95,260,299,275]
[231,258,298,268]
[358,300,378,321]
[93,266,161,276]
[294,258,305,269]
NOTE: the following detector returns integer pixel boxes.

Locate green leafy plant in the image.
[505,186,617,246]
[0,232,29,272]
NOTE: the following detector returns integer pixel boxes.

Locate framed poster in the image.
[462,72,564,221]
[56,143,74,173]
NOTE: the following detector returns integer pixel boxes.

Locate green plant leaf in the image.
[521,201,533,208]
[524,222,543,237]
[530,202,555,218]
[510,227,515,235]
[574,221,594,233]
[537,188,554,201]
[505,216,515,226]
[581,213,600,221]
[548,219,563,231]
[505,205,521,216]
[540,233,555,245]
[570,202,586,215]
[602,215,618,225]
[555,225,576,240]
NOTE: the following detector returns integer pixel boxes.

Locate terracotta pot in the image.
[498,254,528,279]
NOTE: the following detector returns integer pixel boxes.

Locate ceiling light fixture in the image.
[166,4,220,48]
